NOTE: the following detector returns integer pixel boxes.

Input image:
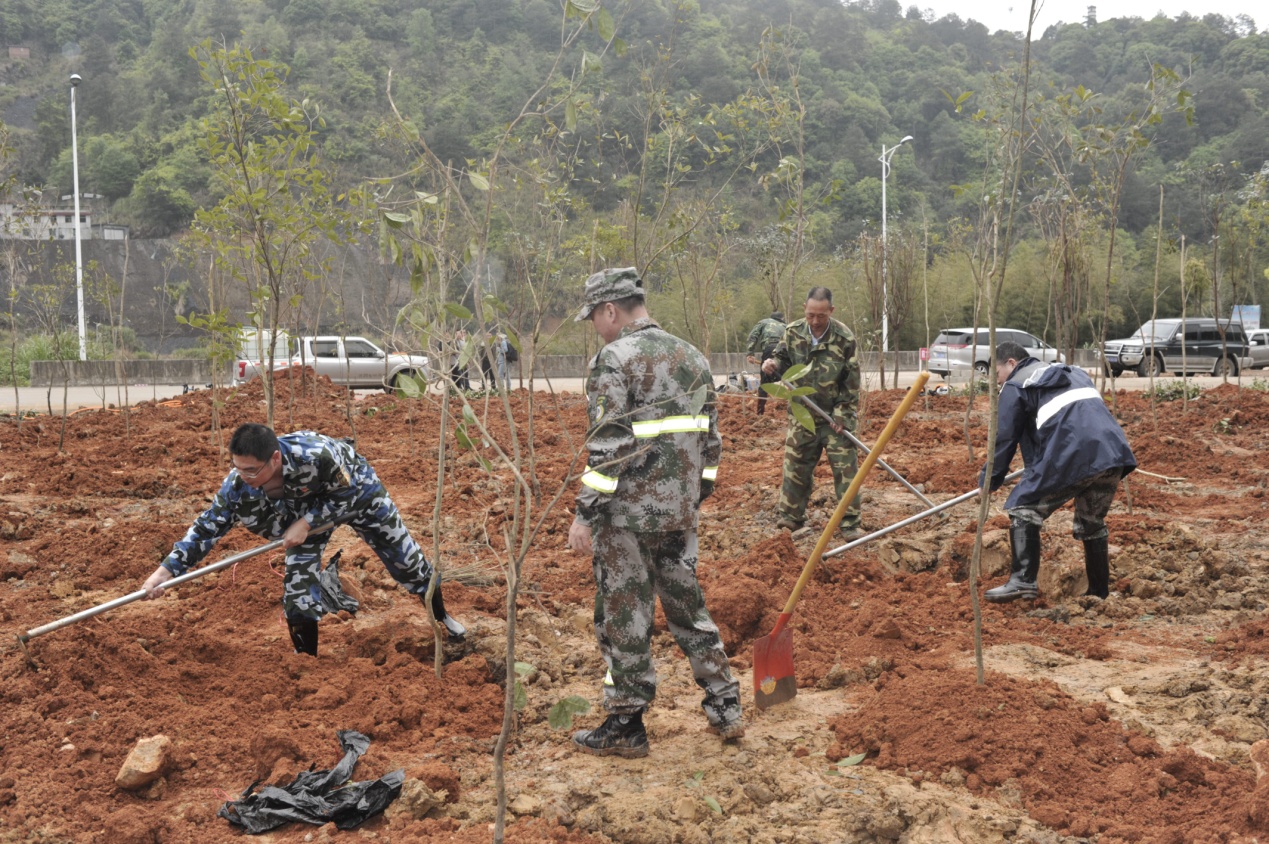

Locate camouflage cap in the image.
[574,267,644,321]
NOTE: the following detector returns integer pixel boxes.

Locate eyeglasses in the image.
[232,457,273,480]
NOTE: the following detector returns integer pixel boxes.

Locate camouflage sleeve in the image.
[302,445,361,527]
[161,476,240,576]
[772,325,793,373]
[831,333,861,430]
[575,353,634,526]
[746,322,764,356]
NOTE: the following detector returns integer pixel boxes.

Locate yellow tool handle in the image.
[779,372,929,616]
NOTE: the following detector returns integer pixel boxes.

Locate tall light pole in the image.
[69,73,87,361]
[879,135,912,360]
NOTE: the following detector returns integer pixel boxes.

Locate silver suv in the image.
[928,328,1063,377]
[1101,318,1248,377]
[1248,328,1269,370]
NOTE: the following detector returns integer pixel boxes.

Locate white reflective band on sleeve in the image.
[701,466,718,480]
[581,467,619,493]
[632,415,711,438]
[1036,386,1101,429]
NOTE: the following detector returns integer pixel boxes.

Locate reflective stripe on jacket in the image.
[576,317,722,532]
[987,358,1137,508]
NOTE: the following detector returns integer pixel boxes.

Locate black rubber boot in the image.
[985,523,1042,603]
[425,582,466,642]
[286,618,318,656]
[572,712,649,758]
[1083,537,1110,599]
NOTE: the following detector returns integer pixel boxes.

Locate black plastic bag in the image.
[318,550,360,615]
[217,730,403,834]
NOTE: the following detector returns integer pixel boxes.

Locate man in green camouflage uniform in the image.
[746,311,786,415]
[762,287,863,536]
[566,267,742,759]
[141,424,466,656]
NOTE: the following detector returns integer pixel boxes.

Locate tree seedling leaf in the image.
[547,696,591,730]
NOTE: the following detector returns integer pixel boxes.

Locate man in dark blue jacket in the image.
[981,341,1136,602]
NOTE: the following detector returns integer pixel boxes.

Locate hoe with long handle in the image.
[16,520,343,668]
[779,381,937,511]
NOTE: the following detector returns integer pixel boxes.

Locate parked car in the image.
[1247,328,1269,370]
[232,328,291,387]
[1100,318,1248,377]
[928,327,1064,378]
[236,335,430,392]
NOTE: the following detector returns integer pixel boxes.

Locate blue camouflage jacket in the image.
[985,358,1137,508]
[162,432,377,576]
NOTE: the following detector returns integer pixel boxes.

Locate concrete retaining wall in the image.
[32,349,1100,387]
[30,360,218,387]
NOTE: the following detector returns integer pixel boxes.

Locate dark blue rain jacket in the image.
[985,358,1136,508]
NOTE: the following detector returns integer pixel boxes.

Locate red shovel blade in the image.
[753,626,796,710]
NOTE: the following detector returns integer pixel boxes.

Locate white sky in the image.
[920,0,1259,34]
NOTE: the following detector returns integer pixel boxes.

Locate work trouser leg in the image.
[351,489,465,638]
[347,487,435,593]
[824,425,860,530]
[645,529,740,727]
[591,524,658,715]
[757,354,779,415]
[778,423,825,524]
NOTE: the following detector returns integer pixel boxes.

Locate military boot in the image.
[287,617,318,656]
[1083,537,1110,599]
[985,523,1042,603]
[425,581,467,642]
[703,696,745,740]
[572,712,649,758]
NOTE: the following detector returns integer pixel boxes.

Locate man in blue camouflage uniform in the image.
[746,310,785,416]
[981,341,1136,602]
[566,267,742,759]
[762,287,863,537]
[141,423,466,656]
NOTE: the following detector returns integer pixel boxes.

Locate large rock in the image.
[115,735,171,791]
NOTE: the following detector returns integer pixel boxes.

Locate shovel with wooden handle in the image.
[754,373,928,710]
[15,520,344,669]
[780,381,937,511]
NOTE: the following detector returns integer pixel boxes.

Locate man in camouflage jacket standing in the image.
[567,267,742,759]
[746,310,786,415]
[141,423,466,656]
[762,287,863,536]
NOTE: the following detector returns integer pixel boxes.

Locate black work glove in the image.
[699,480,715,505]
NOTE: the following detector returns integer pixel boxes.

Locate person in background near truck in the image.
[140,424,466,655]
[495,333,511,392]
[981,341,1137,603]
[450,330,471,392]
[567,267,742,759]
[746,311,786,415]
[762,288,863,538]
[480,346,496,391]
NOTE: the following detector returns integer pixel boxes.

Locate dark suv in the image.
[1100,318,1248,377]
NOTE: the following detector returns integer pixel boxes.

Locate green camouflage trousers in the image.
[591,524,739,718]
[779,419,859,528]
[1007,467,1125,541]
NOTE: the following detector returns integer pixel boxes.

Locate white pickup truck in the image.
[234,335,430,392]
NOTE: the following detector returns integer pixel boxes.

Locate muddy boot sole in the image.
[707,722,746,740]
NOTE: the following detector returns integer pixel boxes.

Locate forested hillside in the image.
[1,0,1267,355]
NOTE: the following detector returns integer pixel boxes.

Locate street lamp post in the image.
[69,73,87,361]
[879,135,912,362]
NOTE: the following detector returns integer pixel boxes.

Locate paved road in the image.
[2,369,1257,415]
